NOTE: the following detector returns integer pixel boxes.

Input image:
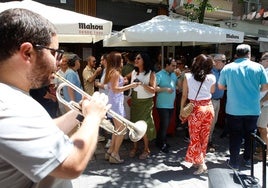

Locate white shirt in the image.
[131,70,155,99]
[185,73,216,100]
[0,83,73,187]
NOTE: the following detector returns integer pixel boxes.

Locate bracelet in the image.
[76,114,84,122]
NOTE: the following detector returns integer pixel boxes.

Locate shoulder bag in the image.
[180,81,204,119]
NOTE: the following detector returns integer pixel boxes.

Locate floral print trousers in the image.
[185,99,214,165]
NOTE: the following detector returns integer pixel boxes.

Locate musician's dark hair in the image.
[0,8,57,62]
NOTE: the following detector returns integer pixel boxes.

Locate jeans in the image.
[226,114,258,167]
[156,108,174,147]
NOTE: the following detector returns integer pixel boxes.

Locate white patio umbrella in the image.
[104,15,243,46]
[103,15,244,64]
[0,0,112,43]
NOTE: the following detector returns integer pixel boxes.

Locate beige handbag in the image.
[180,102,194,118]
[180,81,203,119]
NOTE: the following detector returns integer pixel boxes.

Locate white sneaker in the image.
[98,135,105,142]
[105,139,111,148]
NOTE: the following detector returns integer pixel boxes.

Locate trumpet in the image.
[53,73,147,142]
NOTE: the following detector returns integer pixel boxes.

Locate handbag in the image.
[180,81,203,119]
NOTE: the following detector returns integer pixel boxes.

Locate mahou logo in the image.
[78,23,103,30]
[226,34,239,39]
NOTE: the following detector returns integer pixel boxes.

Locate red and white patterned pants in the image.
[185,99,214,165]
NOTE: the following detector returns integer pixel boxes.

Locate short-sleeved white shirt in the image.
[0,83,74,187]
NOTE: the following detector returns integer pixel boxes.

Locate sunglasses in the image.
[35,44,64,62]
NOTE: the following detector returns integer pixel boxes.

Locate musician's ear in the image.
[19,42,34,62]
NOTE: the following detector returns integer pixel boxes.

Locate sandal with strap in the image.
[109,153,124,164]
[193,164,208,175]
[139,150,150,160]
[105,152,111,160]
[129,148,137,158]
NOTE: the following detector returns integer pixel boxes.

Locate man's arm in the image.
[50,92,109,179]
[218,83,226,90]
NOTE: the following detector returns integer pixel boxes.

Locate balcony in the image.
[172,0,233,20]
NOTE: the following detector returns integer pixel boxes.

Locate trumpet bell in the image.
[129,120,147,142]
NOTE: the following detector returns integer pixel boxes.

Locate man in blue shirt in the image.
[208,54,226,152]
[63,54,83,103]
[155,58,178,153]
[218,44,268,169]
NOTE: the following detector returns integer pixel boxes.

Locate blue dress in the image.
[107,75,125,118]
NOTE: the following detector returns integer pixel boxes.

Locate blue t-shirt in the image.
[156,69,177,109]
[211,67,224,99]
[218,58,268,115]
[63,68,82,102]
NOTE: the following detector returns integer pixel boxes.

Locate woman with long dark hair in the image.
[128,52,156,160]
[180,54,216,175]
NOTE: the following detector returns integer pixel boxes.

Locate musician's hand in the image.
[81,92,110,121]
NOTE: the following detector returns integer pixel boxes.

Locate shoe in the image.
[226,159,239,171]
[193,164,208,175]
[244,159,251,168]
[109,153,124,164]
[183,136,190,143]
[129,148,137,158]
[98,135,105,142]
[139,150,150,160]
[160,144,169,153]
[105,139,111,149]
[207,142,216,153]
[105,152,111,160]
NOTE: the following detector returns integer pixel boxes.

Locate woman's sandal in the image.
[193,164,208,175]
[109,153,124,164]
[129,148,137,158]
[105,152,111,160]
[139,150,150,160]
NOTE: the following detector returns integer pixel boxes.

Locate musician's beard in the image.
[27,56,55,89]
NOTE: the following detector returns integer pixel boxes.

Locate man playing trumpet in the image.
[0,8,109,188]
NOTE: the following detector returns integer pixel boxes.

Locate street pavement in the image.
[71,126,267,188]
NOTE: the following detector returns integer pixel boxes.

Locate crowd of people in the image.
[1,8,268,188]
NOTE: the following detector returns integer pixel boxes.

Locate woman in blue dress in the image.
[103,51,139,164]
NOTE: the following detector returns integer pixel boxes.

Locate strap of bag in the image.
[194,81,204,101]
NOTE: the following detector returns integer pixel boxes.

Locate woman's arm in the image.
[142,72,156,93]
[110,71,139,93]
[179,78,189,122]
[180,78,188,110]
